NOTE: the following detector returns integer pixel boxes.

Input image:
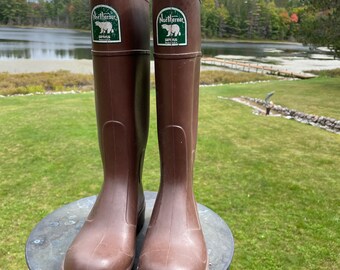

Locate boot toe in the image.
[138,247,207,270]
[64,247,133,270]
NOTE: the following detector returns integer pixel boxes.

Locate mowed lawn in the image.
[0,77,339,269]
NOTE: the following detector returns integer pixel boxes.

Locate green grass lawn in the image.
[0,77,339,269]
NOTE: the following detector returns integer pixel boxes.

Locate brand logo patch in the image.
[156,7,187,46]
[91,5,121,43]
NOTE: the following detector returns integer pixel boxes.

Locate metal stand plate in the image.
[26,191,234,270]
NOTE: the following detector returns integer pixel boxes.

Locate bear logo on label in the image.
[157,7,187,46]
[92,5,121,43]
[95,21,114,34]
[161,24,181,37]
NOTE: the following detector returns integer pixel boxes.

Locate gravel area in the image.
[0,59,94,74]
[0,57,339,74]
[0,59,226,74]
[216,54,340,75]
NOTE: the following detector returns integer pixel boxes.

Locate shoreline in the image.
[0,59,226,74]
[0,26,302,45]
[0,59,94,74]
[1,57,339,75]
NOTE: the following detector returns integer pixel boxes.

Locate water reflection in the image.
[0,26,320,60]
[201,41,314,58]
[0,27,92,60]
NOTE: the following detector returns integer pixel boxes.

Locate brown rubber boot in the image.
[138,1,208,269]
[63,1,150,269]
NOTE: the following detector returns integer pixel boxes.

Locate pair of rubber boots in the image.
[63,0,207,269]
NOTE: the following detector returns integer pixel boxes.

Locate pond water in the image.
[0,27,90,60]
[0,26,325,60]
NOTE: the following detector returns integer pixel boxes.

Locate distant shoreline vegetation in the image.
[0,1,338,57]
[0,2,321,40]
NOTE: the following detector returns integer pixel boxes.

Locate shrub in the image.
[199,70,273,85]
[0,71,94,96]
[307,68,340,77]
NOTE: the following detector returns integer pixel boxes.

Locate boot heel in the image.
[137,203,145,234]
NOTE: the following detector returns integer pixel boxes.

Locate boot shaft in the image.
[152,0,201,184]
[91,0,150,172]
[138,3,208,269]
[90,0,150,225]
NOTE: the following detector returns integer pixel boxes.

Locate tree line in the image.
[0,0,338,57]
[0,0,90,29]
[202,0,302,40]
[201,0,339,57]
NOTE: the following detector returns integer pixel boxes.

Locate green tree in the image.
[223,0,255,37]
[261,1,282,39]
[27,0,49,26]
[0,0,29,25]
[298,0,340,58]
[201,0,229,38]
[69,0,90,29]
[43,0,71,27]
[245,0,261,38]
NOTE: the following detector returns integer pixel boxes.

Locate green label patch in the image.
[91,5,121,43]
[156,7,187,46]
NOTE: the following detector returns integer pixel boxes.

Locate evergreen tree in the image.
[0,0,29,25]
[299,0,340,58]
[69,0,90,29]
[201,0,229,38]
